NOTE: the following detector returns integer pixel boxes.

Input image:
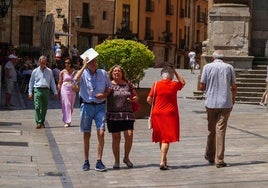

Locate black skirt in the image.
[107,120,134,133]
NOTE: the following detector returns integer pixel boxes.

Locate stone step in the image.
[253,64,268,70]
[193,90,263,98]
[236,82,266,88]
[237,87,266,92]
[235,101,260,105]
[248,69,267,74]
[236,78,265,83]
[252,57,268,66]
[236,91,263,97]
[238,73,266,78]
[236,96,261,103]
[193,90,204,96]
[190,95,261,105]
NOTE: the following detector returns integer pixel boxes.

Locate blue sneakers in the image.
[82,160,90,171]
[95,160,107,172]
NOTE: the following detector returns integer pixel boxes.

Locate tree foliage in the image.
[95,39,155,86]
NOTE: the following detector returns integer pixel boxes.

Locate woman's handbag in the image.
[131,93,141,112]
[148,82,157,129]
[132,100,141,112]
[72,84,80,92]
[71,72,80,92]
[129,82,141,112]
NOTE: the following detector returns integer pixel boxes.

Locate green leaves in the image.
[95,39,155,86]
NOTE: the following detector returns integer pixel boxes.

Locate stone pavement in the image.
[0,68,268,188]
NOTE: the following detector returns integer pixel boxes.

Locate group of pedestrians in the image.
[26,48,237,172]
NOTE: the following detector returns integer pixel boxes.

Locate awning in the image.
[55,31,72,36]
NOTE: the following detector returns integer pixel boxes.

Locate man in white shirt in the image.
[4,54,18,107]
[188,51,196,74]
[200,50,237,168]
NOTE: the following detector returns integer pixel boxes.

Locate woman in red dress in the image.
[147,65,185,170]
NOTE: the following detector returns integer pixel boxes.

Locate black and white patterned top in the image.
[106,82,135,121]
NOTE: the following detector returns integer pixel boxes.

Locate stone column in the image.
[201,2,253,69]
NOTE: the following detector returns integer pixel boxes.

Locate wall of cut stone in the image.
[207,4,250,57]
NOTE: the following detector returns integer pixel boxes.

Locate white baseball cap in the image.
[8,54,18,59]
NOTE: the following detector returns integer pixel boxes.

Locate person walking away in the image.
[147,65,185,170]
[57,58,77,127]
[188,50,196,74]
[52,62,61,85]
[259,90,267,106]
[55,46,62,61]
[259,66,268,106]
[4,54,18,107]
[200,50,237,168]
[28,55,58,129]
[73,50,111,172]
[71,44,79,62]
[106,65,139,169]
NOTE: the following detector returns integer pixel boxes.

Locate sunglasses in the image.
[65,61,71,64]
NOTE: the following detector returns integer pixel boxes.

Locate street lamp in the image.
[0,0,11,18]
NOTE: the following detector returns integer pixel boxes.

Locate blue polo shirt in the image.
[79,68,111,103]
[200,59,236,108]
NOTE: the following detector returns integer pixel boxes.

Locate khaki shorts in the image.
[5,80,15,94]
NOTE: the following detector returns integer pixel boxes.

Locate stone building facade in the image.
[0,0,115,54]
[138,0,208,68]
[0,0,267,68]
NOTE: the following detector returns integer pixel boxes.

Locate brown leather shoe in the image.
[36,124,42,129]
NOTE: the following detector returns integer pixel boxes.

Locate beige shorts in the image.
[5,80,15,94]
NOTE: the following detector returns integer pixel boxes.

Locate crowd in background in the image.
[0,43,82,94]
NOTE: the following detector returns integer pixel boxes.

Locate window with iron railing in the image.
[180,9,184,18]
[179,39,185,49]
[146,0,154,12]
[162,31,173,42]
[144,30,154,40]
[197,6,201,22]
[81,3,94,28]
[164,47,169,61]
[103,11,107,20]
[166,5,174,15]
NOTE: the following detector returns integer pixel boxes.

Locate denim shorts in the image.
[79,103,106,132]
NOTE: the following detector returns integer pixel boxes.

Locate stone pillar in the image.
[201,3,253,69]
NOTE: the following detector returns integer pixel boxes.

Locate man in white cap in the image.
[4,54,18,107]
